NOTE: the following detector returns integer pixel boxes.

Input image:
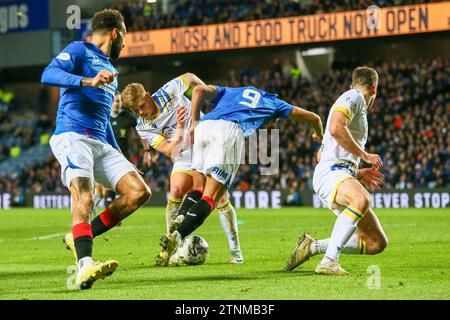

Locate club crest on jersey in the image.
[212,167,228,180]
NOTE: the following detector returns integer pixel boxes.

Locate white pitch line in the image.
[25,233,66,241]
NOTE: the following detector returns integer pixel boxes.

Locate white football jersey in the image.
[136,76,192,150]
[319,88,368,166]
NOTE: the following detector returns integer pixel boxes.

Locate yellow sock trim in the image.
[168,197,182,205]
[217,199,232,211]
[358,238,366,254]
[343,206,364,221]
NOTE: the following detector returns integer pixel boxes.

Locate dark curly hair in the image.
[92,9,125,32]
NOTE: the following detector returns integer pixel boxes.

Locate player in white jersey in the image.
[121,73,244,264]
[285,66,388,275]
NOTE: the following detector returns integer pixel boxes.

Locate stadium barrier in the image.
[310,189,450,209]
[2,189,446,210]
[0,193,12,209]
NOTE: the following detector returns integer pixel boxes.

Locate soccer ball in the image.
[170,235,209,266]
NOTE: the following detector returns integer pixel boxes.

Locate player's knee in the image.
[366,234,388,255]
[170,185,186,199]
[134,184,152,206]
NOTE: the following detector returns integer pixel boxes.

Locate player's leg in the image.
[286,208,388,272]
[70,177,95,269]
[355,208,388,254]
[159,120,243,266]
[156,177,226,266]
[69,177,118,289]
[176,176,226,238]
[176,171,206,218]
[217,195,243,264]
[91,171,151,237]
[315,178,370,275]
[50,133,118,288]
[310,208,388,255]
[166,171,192,233]
[88,143,151,237]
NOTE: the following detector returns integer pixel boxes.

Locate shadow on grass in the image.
[110,273,257,287]
[255,269,316,277]
[0,268,65,279]
[121,261,233,272]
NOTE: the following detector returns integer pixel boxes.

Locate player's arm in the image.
[288,106,324,141]
[191,85,218,122]
[329,111,382,170]
[155,107,188,158]
[41,44,117,88]
[179,73,206,89]
[41,49,84,88]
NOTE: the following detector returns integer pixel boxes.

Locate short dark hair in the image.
[352,66,378,90]
[92,9,124,32]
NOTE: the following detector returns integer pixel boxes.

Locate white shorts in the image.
[49,132,137,191]
[192,119,244,189]
[313,160,358,215]
[172,160,193,176]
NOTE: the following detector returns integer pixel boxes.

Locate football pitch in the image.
[0,207,448,300]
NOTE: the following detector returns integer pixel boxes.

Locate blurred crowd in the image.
[0,57,448,205]
[0,112,52,162]
[112,0,444,31]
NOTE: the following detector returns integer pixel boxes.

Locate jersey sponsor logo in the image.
[56,52,70,61]
[330,161,357,177]
[162,123,177,137]
[212,167,229,180]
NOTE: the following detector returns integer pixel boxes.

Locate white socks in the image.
[218,200,241,252]
[311,239,329,255]
[311,233,363,256]
[321,206,364,264]
[78,256,94,271]
[341,233,361,254]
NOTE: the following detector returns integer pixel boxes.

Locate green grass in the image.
[0,207,449,300]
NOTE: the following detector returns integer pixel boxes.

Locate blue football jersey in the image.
[202,86,293,136]
[41,41,119,150]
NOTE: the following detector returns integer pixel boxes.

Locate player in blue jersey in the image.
[41,9,151,289]
[156,84,324,266]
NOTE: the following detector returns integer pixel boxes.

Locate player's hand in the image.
[358,168,384,192]
[176,107,188,128]
[361,152,383,171]
[86,69,118,87]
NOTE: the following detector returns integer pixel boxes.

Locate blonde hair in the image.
[121,83,146,109]
[352,66,378,90]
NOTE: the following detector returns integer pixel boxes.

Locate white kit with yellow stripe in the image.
[136,75,192,158]
[313,88,369,215]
